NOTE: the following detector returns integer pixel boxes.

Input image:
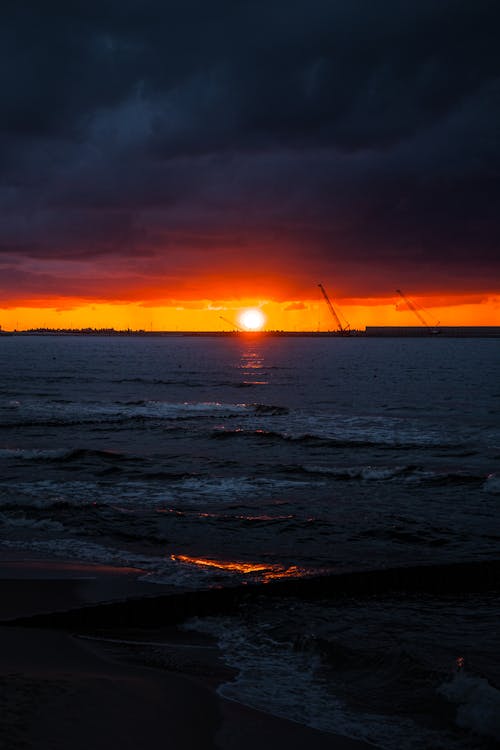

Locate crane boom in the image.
[219,315,243,332]
[396,290,440,332]
[318,283,349,333]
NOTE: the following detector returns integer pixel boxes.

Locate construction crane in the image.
[219,315,243,332]
[396,289,440,334]
[318,283,350,334]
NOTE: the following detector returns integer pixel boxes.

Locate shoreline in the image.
[0,558,378,749]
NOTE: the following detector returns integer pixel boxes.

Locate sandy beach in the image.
[0,558,377,750]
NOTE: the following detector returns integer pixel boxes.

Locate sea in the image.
[0,334,499,749]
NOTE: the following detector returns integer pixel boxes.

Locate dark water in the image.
[1,335,499,748]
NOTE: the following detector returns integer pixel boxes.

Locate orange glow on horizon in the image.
[0,294,498,331]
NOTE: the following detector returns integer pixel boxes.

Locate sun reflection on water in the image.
[170,554,309,581]
[239,344,268,384]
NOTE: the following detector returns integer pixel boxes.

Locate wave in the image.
[161,476,310,503]
[112,377,203,385]
[251,404,289,416]
[206,408,462,449]
[3,445,481,490]
[212,427,380,447]
[0,399,288,428]
[0,495,106,511]
[0,447,129,463]
[0,512,64,531]
[438,671,500,741]
[162,507,296,524]
[297,464,417,480]
[0,448,72,460]
[0,475,310,513]
[291,633,442,691]
[483,473,500,494]
[290,464,486,487]
[353,525,452,547]
[187,618,458,750]
[2,399,467,456]
[112,400,288,417]
[112,377,271,389]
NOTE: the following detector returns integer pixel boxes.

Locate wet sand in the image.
[0,558,377,749]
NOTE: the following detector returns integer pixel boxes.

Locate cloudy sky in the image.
[1,0,499,328]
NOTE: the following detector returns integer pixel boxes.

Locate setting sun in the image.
[239,308,266,330]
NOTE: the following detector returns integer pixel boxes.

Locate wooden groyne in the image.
[3,558,499,632]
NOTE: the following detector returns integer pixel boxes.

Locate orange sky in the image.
[1,293,498,331]
[2,3,500,337]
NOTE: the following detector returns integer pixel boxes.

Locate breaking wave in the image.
[0,399,288,428]
[438,671,500,742]
[0,447,129,462]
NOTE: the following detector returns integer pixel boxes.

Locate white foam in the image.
[0,448,71,460]
[231,411,452,448]
[303,465,410,480]
[438,671,500,741]
[184,616,458,750]
[3,399,454,449]
[173,476,312,501]
[3,399,252,425]
[0,475,312,512]
[124,400,250,418]
[0,480,106,508]
[482,473,500,494]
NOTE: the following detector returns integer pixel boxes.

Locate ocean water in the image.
[1,335,499,748]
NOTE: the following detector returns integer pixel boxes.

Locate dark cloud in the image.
[1,0,499,302]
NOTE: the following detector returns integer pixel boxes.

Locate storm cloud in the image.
[1,0,499,303]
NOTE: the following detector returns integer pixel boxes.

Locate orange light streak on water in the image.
[170,553,307,581]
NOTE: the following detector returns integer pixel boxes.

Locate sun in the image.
[239,308,266,331]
